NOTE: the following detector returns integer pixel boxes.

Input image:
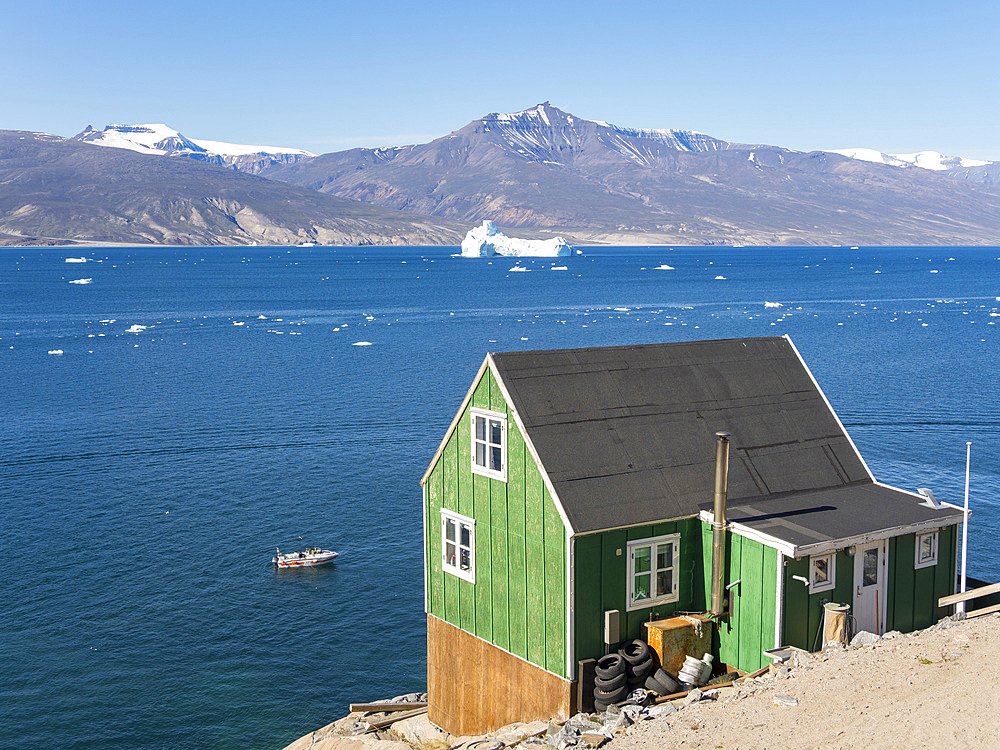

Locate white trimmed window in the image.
[470,408,507,481]
[809,552,836,593]
[441,509,475,583]
[627,534,680,610]
[915,531,939,569]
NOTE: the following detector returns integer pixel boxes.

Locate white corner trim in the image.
[783,334,876,483]
[774,552,785,649]
[567,530,575,680]
[422,483,429,614]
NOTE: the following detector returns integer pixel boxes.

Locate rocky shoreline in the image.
[283,613,1000,750]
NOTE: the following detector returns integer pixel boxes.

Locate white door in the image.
[853,540,888,634]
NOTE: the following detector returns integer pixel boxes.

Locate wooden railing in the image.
[938,581,1000,618]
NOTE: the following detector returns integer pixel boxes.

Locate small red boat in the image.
[272,546,338,568]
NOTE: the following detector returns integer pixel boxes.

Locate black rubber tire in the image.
[651,668,682,694]
[627,655,654,680]
[593,697,611,713]
[593,683,628,704]
[644,674,669,694]
[594,653,626,679]
[593,670,627,691]
[618,639,651,665]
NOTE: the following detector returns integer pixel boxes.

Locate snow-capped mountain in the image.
[73,124,315,174]
[826,147,991,172]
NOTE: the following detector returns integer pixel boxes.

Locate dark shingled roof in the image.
[491,337,956,536]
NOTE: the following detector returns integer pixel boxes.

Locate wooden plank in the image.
[428,469,446,617]
[760,545,778,662]
[781,557,810,650]
[894,534,916,632]
[525,535,546,667]
[544,491,566,675]
[475,483,492,640]
[364,707,427,731]
[738,537,763,673]
[720,533,743,669]
[573,534,603,663]
[933,525,956,619]
[508,532,527,659]
[967,602,1000,619]
[912,565,936,630]
[456,410,472,518]
[350,702,428,713]
[492,527,510,651]
[939,580,1000,607]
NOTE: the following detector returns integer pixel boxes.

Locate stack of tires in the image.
[592,639,657,711]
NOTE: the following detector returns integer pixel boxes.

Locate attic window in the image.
[470,408,507,481]
[627,534,680,611]
[441,509,475,583]
[809,552,836,593]
[914,531,939,569]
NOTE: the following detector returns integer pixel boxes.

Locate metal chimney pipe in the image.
[710,432,731,617]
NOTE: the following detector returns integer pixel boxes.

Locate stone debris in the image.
[850,630,881,648]
[773,695,798,707]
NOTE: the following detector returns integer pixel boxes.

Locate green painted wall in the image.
[781,551,854,652]
[699,524,778,673]
[425,367,568,678]
[573,517,705,668]
[782,526,958,650]
[886,525,958,632]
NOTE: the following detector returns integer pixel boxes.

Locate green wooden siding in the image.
[573,517,706,668]
[781,551,853,652]
[887,525,958,632]
[699,523,778,673]
[425,367,568,678]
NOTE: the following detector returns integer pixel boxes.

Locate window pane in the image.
[657,543,673,571]
[460,548,471,571]
[491,446,502,471]
[813,557,829,585]
[656,569,673,597]
[476,442,487,467]
[490,419,502,445]
[460,524,470,547]
[920,534,934,562]
[475,416,486,441]
[863,548,878,586]
[446,519,456,542]
[634,573,651,601]
[445,542,456,566]
[634,546,651,573]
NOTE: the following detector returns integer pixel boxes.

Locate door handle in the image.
[856,585,861,597]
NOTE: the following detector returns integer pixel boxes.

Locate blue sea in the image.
[2,245,998,749]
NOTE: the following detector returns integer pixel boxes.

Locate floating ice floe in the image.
[930,270,939,273]
[233,321,245,326]
[258,315,267,319]
[352,341,373,346]
[764,301,783,308]
[65,257,87,263]
[550,266,568,271]
[654,264,675,270]
[126,325,147,333]
[461,220,573,257]
[48,349,64,355]
[508,266,529,272]
[714,275,727,280]
[69,278,92,285]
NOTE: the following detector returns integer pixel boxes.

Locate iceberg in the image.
[461,220,573,257]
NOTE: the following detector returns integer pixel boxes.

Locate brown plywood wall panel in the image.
[427,615,573,736]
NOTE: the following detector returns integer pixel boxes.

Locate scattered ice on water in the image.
[653,264,675,270]
[64,257,87,263]
[233,321,245,326]
[126,325,147,333]
[353,341,373,346]
[48,349,64,355]
[550,266,568,271]
[508,266,529,272]
[930,270,939,273]
[714,275,727,280]
[69,278,92,285]
[764,301,783,308]
[258,315,267,319]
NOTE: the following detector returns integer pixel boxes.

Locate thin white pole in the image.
[959,441,971,615]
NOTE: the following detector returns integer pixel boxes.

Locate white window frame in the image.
[470,407,507,482]
[809,552,836,593]
[441,509,475,583]
[914,531,939,569]
[626,533,680,611]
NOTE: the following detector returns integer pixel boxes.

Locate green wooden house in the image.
[420,336,963,735]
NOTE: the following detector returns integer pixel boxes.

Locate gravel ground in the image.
[611,614,1000,750]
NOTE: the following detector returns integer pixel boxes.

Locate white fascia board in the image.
[420,356,490,487]
[783,335,876,482]
[699,509,796,557]
[422,483,429,614]
[774,552,785,649]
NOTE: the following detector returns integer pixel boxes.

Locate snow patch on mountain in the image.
[461,220,573,257]
[828,147,990,171]
[75,123,313,158]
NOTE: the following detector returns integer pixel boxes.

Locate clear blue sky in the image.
[3,0,999,159]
